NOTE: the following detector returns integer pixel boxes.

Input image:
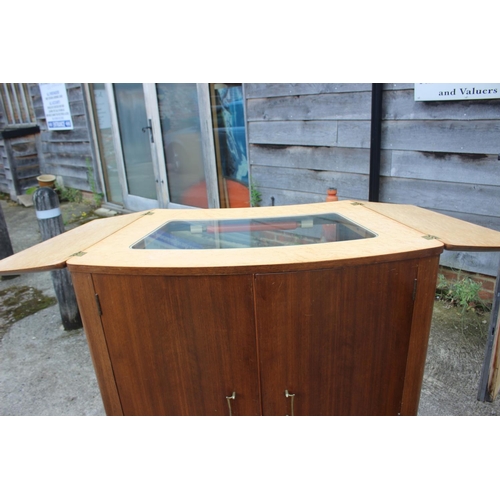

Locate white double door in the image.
[107,83,222,211]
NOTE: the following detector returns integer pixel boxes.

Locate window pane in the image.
[91,84,123,205]
[114,83,156,200]
[210,84,249,208]
[156,83,207,207]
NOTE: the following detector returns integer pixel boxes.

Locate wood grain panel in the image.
[66,202,444,276]
[364,202,500,251]
[247,92,371,121]
[382,120,500,155]
[337,120,371,148]
[249,144,371,174]
[251,165,369,199]
[487,312,500,400]
[380,178,500,219]
[400,256,440,415]
[245,84,371,99]
[0,211,148,275]
[255,260,419,416]
[71,272,123,415]
[256,188,325,207]
[93,274,261,416]
[389,150,500,187]
[248,121,338,147]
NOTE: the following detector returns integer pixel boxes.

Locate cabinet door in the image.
[93,274,260,415]
[254,261,419,416]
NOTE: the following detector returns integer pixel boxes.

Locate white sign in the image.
[39,83,74,130]
[414,83,500,101]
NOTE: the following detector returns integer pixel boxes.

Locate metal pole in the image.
[369,83,383,202]
[33,187,82,330]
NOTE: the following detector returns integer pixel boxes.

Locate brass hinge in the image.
[71,251,87,257]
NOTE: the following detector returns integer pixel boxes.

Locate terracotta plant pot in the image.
[37,174,56,188]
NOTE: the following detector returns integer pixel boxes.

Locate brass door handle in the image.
[226,392,236,416]
[285,389,295,416]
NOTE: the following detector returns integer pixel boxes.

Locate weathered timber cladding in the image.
[252,166,369,201]
[245,83,500,275]
[384,151,499,186]
[247,92,371,121]
[246,83,372,98]
[382,120,500,154]
[246,84,372,204]
[2,134,41,198]
[30,84,96,191]
[250,144,375,174]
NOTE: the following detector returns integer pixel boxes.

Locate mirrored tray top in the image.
[132,213,376,250]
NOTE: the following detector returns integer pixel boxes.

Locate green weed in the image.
[436,273,488,314]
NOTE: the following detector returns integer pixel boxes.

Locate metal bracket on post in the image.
[33,187,82,331]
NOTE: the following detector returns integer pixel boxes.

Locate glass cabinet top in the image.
[132,213,376,250]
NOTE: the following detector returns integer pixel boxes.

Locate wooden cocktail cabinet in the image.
[2,201,500,415]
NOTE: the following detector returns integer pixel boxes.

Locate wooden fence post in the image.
[0,201,14,260]
[478,257,500,402]
[0,201,19,280]
[33,187,82,330]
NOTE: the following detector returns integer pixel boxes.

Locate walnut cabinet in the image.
[2,201,500,416]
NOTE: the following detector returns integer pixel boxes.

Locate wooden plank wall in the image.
[246,83,372,206]
[30,83,96,191]
[245,83,500,275]
[3,134,41,199]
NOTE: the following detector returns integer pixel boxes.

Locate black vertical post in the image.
[0,201,18,280]
[369,83,383,202]
[0,202,14,259]
[33,187,82,330]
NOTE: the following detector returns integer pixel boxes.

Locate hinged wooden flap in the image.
[0,211,149,275]
[363,202,500,251]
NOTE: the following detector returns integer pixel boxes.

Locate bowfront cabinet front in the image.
[3,201,500,415]
[70,254,440,416]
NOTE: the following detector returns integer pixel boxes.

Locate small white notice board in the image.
[415,83,500,101]
[39,83,74,130]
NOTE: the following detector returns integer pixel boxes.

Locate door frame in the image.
[100,83,221,211]
[144,83,221,209]
[93,83,233,211]
[105,83,160,211]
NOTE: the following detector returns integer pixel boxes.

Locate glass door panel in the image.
[114,83,157,201]
[89,83,123,205]
[210,84,249,208]
[156,83,208,207]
